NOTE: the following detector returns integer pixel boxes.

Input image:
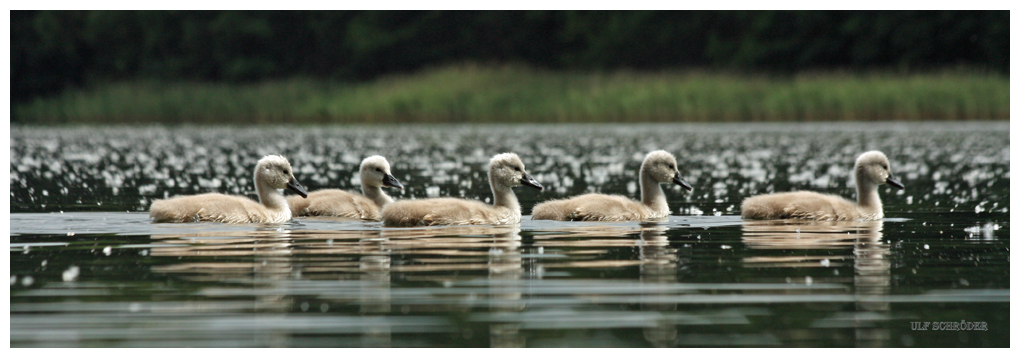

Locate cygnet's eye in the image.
[283,169,289,175]
[668,164,675,170]
[376,168,383,173]
[515,166,522,172]
[882,164,888,170]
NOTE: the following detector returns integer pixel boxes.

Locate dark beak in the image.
[521,172,543,191]
[673,172,693,192]
[382,173,404,189]
[886,173,904,189]
[287,177,308,198]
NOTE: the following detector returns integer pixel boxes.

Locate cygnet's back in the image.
[531,150,693,221]
[150,155,308,224]
[381,153,543,226]
[741,151,904,221]
[287,155,403,220]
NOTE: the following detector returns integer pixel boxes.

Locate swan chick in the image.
[150,155,308,224]
[287,155,403,220]
[381,153,542,226]
[741,150,904,221]
[531,150,693,221]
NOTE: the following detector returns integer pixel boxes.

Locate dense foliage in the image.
[12,10,1008,102]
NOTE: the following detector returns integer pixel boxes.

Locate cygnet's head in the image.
[489,153,543,190]
[256,155,308,198]
[855,151,904,189]
[641,150,693,191]
[360,155,403,189]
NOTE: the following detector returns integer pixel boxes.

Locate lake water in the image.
[9,122,1009,347]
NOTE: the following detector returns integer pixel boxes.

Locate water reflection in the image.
[531,225,658,271]
[741,220,890,347]
[10,122,1010,347]
[147,224,526,347]
[638,226,678,347]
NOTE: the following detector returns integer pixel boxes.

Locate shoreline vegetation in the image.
[13,64,1009,124]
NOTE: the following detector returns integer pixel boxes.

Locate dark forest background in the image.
[11,10,1009,104]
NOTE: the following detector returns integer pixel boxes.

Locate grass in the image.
[12,64,1009,124]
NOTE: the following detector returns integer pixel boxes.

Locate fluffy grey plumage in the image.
[741,151,904,221]
[287,155,403,220]
[381,153,542,226]
[150,155,308,224]
[531,150,692,221]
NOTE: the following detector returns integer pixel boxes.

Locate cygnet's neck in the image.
[640,169,669,215]
[255,176,289,211]
[361,181,394,207]
[490,172,520,212]
[855,173,882,217]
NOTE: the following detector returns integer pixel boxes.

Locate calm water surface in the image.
[9,122,1009,347]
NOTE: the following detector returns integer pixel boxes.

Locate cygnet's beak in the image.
[673,172,694,192]
[383,173,404,189]
[288,177,309,198]
[886,173,905,189]
[521,172,543,191]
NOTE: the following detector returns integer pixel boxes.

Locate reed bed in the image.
[14,65,1008,124]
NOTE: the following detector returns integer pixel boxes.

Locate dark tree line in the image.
[11,10,1009,102]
